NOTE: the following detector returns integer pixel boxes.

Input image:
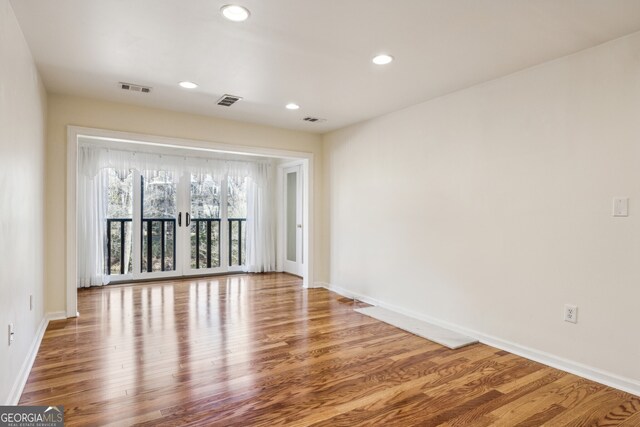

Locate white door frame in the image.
[66,126,315,318]
[279,162,304,276]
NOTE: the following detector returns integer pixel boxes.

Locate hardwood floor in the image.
[20,273,640,426]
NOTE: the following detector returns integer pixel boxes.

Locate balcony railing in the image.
[106,217,246,275]
[106,218,132,275]
[227,218,246,267]
[192,218,220,269]
[106,218,176,274]
[191,218,246,268]
[142,218,176,272]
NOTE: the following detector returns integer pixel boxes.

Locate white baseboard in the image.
[5,311,67,405]
[45,312,68,322]
[318,282,640,397]
[309,281,329,289]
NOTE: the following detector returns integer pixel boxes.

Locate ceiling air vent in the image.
[303,117,326,123]
[217,94,243,107]
[119,82,152,93]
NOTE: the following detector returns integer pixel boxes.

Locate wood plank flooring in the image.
[19,273,640,426]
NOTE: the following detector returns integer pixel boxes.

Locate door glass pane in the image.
[141,171,177,272]
[286,171,297,262]
[228,176,248,266]
[106,168,133,275]
[190,173,221,269]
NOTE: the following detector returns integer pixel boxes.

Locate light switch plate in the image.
[613,198,629,217]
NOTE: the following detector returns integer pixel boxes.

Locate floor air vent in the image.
[303,117,326,123]
[119,82,152,93]
[217,94,242,107]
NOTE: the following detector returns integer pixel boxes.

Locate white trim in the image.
[67,126,315,314]
[45,312,68,321]
[302,157,312,288]
[318,282,640,397]
[66,127,78,317]
[69,126,310,160]
[277,159,306,275]
[310,281,329,289]
[5,312,67,405]
[282,164,303,277]
[275,165,284,272]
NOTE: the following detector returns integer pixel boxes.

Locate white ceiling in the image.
[10,0,640,133]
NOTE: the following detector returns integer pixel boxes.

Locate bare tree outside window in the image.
[106,168,133,274]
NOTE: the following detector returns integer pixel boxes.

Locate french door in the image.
[182,172,247,276]
[105,168,247,281]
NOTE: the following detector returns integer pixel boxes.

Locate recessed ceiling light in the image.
[372,54,394,65]
[286,103,300,110]
[179,81,198,89]
[221,4,250,22]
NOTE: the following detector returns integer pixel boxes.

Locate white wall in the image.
[0,0,48,404]
[45,94,325,313]
[323,32,640,390]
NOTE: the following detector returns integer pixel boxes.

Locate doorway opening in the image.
[66,127,313,317]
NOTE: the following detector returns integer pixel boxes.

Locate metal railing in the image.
[227,218,246,267]
[106,217,246,275]
[106,218,132,275]
[192,218,221,269]
[142,218,176,272]
[192,218,246,268]
[107,218,176,274]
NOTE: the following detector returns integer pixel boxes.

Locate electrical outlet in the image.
[8,323,15,345]
[564,304,578,323]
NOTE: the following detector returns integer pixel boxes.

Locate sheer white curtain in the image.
[77,147,109,287]
[78,146,184,178]
[244,162,276,273]
[77,143,278,285]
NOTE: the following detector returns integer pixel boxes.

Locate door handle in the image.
[297,224,302,228]
[178,212,182,227]
[186,212,191,227]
